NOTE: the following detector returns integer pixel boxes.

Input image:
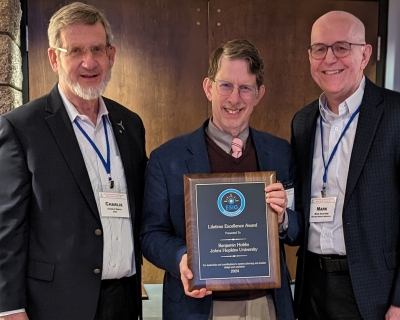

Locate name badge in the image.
[310,197,336,222]
[283,181,295,211]
[99,192,129,218]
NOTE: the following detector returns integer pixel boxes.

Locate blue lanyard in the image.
[320,106,360,197]
[74,116,114,188]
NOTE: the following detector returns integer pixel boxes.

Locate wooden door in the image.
[27,0,379,283]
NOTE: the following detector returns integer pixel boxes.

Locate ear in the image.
[203,78,213,101]
[360,44,372,70]
[254,84,265,105]
[108,45,116,67]
[48,48,59,73]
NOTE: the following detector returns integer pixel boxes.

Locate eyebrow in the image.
[218,79,256,86]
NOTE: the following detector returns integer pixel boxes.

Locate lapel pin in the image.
[117,121,125,131]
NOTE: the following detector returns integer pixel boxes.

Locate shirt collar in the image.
[318,76,365,123]
[58,84,109,127]
[205,117,249,153]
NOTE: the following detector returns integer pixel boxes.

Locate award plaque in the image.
[184,171,281,291]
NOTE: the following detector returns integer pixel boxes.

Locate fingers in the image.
[181,270,212,298]
[265,183,287,216]
[179,254,212,298]
[179,254,193,279]
[183,287,212,298]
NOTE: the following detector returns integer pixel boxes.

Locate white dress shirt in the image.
[60,86,135,279]
[308,77,366,255]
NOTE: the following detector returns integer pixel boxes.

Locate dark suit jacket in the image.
[0,85,147,319]
[291,78,400,320]
[140,120,302,320]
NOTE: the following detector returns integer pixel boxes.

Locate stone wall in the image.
[0,0,22,115]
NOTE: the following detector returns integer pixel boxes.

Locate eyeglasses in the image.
[55,44,112,59]
[212,79,258,100]
[308,41,365,60]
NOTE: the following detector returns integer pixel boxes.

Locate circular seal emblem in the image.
[217,189,245,217]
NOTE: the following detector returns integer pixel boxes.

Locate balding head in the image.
[311,11,365,45]
[308,11,372,113]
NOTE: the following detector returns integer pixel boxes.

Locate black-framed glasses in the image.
[212,79,258,100]
[55,44,112,59]
[308,41,365,60]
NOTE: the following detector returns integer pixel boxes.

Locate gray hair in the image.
[48,2,113,48]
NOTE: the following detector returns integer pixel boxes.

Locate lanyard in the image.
[320,106,360,197]
[74,116,114,188]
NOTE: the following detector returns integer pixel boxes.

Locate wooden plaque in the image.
[184,171,281,291]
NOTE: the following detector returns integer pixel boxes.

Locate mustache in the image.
[58,64,112,100]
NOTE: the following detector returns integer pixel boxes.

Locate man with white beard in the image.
[0,2,147,320]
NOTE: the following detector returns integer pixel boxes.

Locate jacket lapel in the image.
[186,121,212,174]
[343,79,384,210]
[251,128,274,171]
[44,85,100,222]
[292,102,319,226]
[303,104,319,213]
[106,105,137,220]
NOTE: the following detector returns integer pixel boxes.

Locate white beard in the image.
[58,63,111,100]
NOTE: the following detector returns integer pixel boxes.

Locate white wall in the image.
[385,0,400,92]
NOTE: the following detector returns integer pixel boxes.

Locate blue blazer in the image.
[291,78,400,320]
[141,120,301,320]
[0,85,147,319]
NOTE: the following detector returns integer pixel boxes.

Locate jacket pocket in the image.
[165,273,184,302]
[27,259,55,281]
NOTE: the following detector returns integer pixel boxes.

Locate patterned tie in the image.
[231,138,243,158]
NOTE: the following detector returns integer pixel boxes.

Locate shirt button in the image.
[116,236,119,241]
[93,268,101,274]
[95,229,102,236]
[113,263,116,268]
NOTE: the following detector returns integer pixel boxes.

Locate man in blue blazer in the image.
[292,11,400,320]
[0,3,146,319]
[141,39,301,320]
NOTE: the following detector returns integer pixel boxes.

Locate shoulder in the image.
[250,127,290,147]
[103,96,144,124]
[152,126,203,155]
[2,93,49,126]
[362,79,400,119]
[292,99,319,124]
[369,82,400,105]
[250,127,293,157]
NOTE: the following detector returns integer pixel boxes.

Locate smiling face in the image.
[203,57,265,137]
[48,22,115,103]
[309,11,372,112]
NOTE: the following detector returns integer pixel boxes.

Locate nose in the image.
[81,50,98,68]
[324,46,338,63]
[227,87,241,104]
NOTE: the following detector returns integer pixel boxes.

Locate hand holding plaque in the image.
[179,253,213,297]
[184,171,281,292]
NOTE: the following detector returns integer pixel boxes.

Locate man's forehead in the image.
[311,22,353,43]
[311,13,364,41]
[217,58,253,75]
[59,23,107,45]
